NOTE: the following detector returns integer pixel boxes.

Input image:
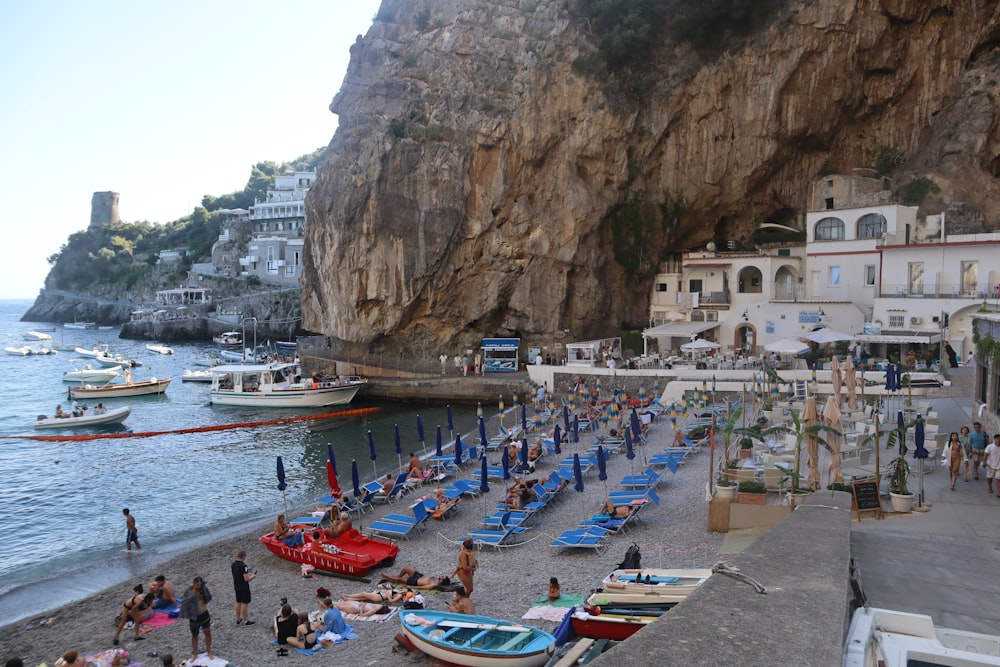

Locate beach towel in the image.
[522,594,586,622]
[139,610,180,633]
[343,606,398,623]
[531,593,586,608]
[180,655,231,667]
[83,649,140,667]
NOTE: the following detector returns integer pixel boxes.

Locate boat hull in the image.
[69,378,171,399]
[182,370,215,382]
[570,612,655,641]
[34,406,131,429]
[210,383,362,408]
[400,610,555,667]
[259,528,398,578]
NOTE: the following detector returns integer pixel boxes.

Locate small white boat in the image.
[74,345,105,358]
[22,331,54,342]
[212,331,243,347]
[64,322,95,330]
[69,377,171,399]
[182,369,216,383]
[192,354,224,367]
[93,351,141,368]
[34,405,131,429]
[399,610,555,667]
[209,362,365,408]
[844,606,1000,666]
[219,347,269,363]
[5,346,33,356]
[63,364,123,383]
[146,343,174,355]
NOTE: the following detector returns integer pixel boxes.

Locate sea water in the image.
[0,299,478,624]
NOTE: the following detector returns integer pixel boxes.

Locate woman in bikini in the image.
[379,566,450,589]
[452,538,478,595]
[331,600,391,618]
[339,589,405,604]
[113,585,155,645]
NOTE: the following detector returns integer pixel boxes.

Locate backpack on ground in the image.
[617,541,641,570]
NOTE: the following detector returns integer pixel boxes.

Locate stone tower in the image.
[90,191,121,228]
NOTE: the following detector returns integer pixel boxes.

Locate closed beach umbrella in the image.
[480,457,490,514]
[573,453,585,492]
[326,444,341,499]
[597,445,608,496]
[351,459,361,498]
[513,390,519,407]
[477,402,483,419]
[823,395,843,487]
[914,416,927,506]
[831,356,842,405]
[897,410,907,455]
[534,408,542,432]
[454,434,464,467]
[568,393,576,412]
[501,446,510,480]
[368,430,379,479]
[326,443,338,477]
[435,425,443,457]
[520,437,530,469]
[625,429,636,476]
[394,423,403,471]
[563,404,571,432]
[596,378,603,400]
[521,403,528,433]
[447,404,454,439]
[553,425,561,456]
[572,415,580,443]
[638,382,647,405]
[885,363,896,392]
[630,408,641,442]
[276,455,288,516]
[416,415,426,455]
[845,357,858,410]
[479,416,488,453]
[499,394,505,416]
[802,396,820,492]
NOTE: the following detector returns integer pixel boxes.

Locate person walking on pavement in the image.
[970,422,988,480]
[231,549,256,626]
[984,434,1000,496]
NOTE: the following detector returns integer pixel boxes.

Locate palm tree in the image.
[737,408,840,493]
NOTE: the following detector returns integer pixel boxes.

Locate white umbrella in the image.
[831,356,843,405]
[845,356,858,410]
[803,328,856,344]
[764,338,810,355]
[681,339,721,351]
[823,395,844,486]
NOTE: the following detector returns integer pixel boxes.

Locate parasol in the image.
[416,415,426,456]
[803,328,856,344]
[454,434,464,467]
[572,415,579,443]
[572,453,585,492]
[351,459,361,498]
[845,356,858,410]
[802,396,820,491]
[553,425,562,456]
[596,445,608,496]
[479,417,488,455]
[326,443,341,499]
[394,423,403,472]
[276,455,288,516]
[480,457,490,515]
[914,416,927,506]
[446,405,454,440]
[764,338,810,355]
[681,339,721,351]
[367,429,378,479]
[831,356,843,406]
[823,395,843,486]
[435,425,443,457]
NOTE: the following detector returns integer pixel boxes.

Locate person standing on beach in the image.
[452,538,478,596]
[231,549,256,626]
[122,508,140,551]
[180,576,213,663]
[439,353,447,375]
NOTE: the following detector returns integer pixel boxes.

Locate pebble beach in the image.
[0,418,725,667]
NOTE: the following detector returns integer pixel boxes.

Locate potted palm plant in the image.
[887,454,913,512]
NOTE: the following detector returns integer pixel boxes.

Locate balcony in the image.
[880,284,988,299]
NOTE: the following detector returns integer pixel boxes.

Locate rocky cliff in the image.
[303,0,1000,352]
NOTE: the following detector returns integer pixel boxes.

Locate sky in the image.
[0,0,383,299]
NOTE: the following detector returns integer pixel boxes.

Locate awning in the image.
[642,322,720,338]
[854,331,940,345]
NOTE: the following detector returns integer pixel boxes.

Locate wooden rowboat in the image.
[68,378,172,399]
[259,527,398,579]
[399,609,555,667]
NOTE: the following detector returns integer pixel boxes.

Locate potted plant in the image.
[739,437,754,459]
[887,454,913,512]
[716,473,738,501]
[827,482,854,493]
[777,465,812,507]
[737,480,767,504]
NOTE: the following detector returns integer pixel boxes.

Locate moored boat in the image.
[600,568,713,596]
[212,331,243,347]
[93,350,141,368]
[63,364,123,383]
[219,347,269,363]
[259,527,398,578]
[182,369,216,382]
[22,331,54,342]
[569,605,663,641]
[399,609,555,667]
[844,606,1000,666]
[68,377,171,399]
[64,322,95,330]
[5,346,33,356]
[209,363,365,407]
[34,405,131,429]
[145,343,174,355]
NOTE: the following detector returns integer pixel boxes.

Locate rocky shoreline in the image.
[0,419,722,667]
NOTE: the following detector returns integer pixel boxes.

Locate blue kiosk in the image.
[481,338,520,372]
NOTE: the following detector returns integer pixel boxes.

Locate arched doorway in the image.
[735,324,756,355]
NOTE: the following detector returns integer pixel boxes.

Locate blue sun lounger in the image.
[550,527,609,551]
[367,502,431,539]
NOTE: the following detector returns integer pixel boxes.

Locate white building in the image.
[238,170,316,286]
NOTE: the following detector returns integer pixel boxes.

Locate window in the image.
[961,261,978,296]
[908,262,924,295]
[829,266,841,287]
[864,265,876,286]
[856,213,887,239]
[690,310,705,321]
[689,279,703,293]
[815,217,845,240]
[825,198,834,210]
[655,283,668,292]
[888,314,905,328]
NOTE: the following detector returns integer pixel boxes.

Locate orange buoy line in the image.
[3,406,381,442]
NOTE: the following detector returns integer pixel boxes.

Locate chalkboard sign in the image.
[852,480,883,520]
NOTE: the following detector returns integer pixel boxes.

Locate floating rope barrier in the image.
[2,406,381,442]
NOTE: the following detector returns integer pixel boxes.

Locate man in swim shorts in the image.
[123,508,141,551]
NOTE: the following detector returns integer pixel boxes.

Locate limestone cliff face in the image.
[303,0,1000,351]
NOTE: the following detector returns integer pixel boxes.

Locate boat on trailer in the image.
[69,377,172,399]
[259,527,398,579]
[209,362,365,408]
[34,405,131,429]
[399,609,555,667]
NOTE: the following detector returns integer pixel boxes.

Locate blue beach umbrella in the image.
[454,434,464,467]
[501,445,510,480]
[520,437,530,469]
[276,455,288,515]
[914,416,927,506]
[479,416,488,453]
[521,403,528,433]
[572,415,579,443]
[394,423,403,471]
[480,457,490,515]
[563,405,571,432]
[435,425,443,457]
[572,453,585,493]
[368,430,379,479]
[630,408,641,442]
[326,444,337,477]
[596,445,608,495]
[447,404,454,439]
[897,410,907,455]
[416,415,426,455]
[351,459,361,498]
[625,429,636,477]
[553,425,562,456]
[477,402,483,419]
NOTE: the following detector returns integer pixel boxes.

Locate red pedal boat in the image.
[259,527,399,579]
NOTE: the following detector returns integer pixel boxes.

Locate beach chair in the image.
[366,502,431,540]
[482,509,530,530]
[371,473,410,504]
[465,513,530,549]
[550,527,609,551]
[446,478,482,498]
[486,426,513,451]
[619,467,668,490]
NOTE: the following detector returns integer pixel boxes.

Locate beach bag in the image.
[617,542,641,570]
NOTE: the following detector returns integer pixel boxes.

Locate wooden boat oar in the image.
[437,619,531,633]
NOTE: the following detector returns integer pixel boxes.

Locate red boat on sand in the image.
[260,527,399,579]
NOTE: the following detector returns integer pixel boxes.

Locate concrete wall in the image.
[591,490,853,667]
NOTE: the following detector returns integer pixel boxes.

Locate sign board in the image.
[481,338,520,373]
[798,310,820,324]
[851,480,883,520]
[863,322,882,335]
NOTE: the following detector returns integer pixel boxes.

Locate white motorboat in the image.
[34,405,131,429]
[64,321,95,330]
[63,364,123,383]
[5,345,57,356]
[844,606,1000,666]
[22,331,54,342]
[93,350,141,368]
[219,347,270,363]
[192,354,224,367]
[182,369,216,383]
[209,363,365,407]
[74,345,105,358]
[69,377,171,399]
[212,331,243,347]
[146,343,174,355]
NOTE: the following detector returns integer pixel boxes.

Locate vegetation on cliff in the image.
[44,149,324,295]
